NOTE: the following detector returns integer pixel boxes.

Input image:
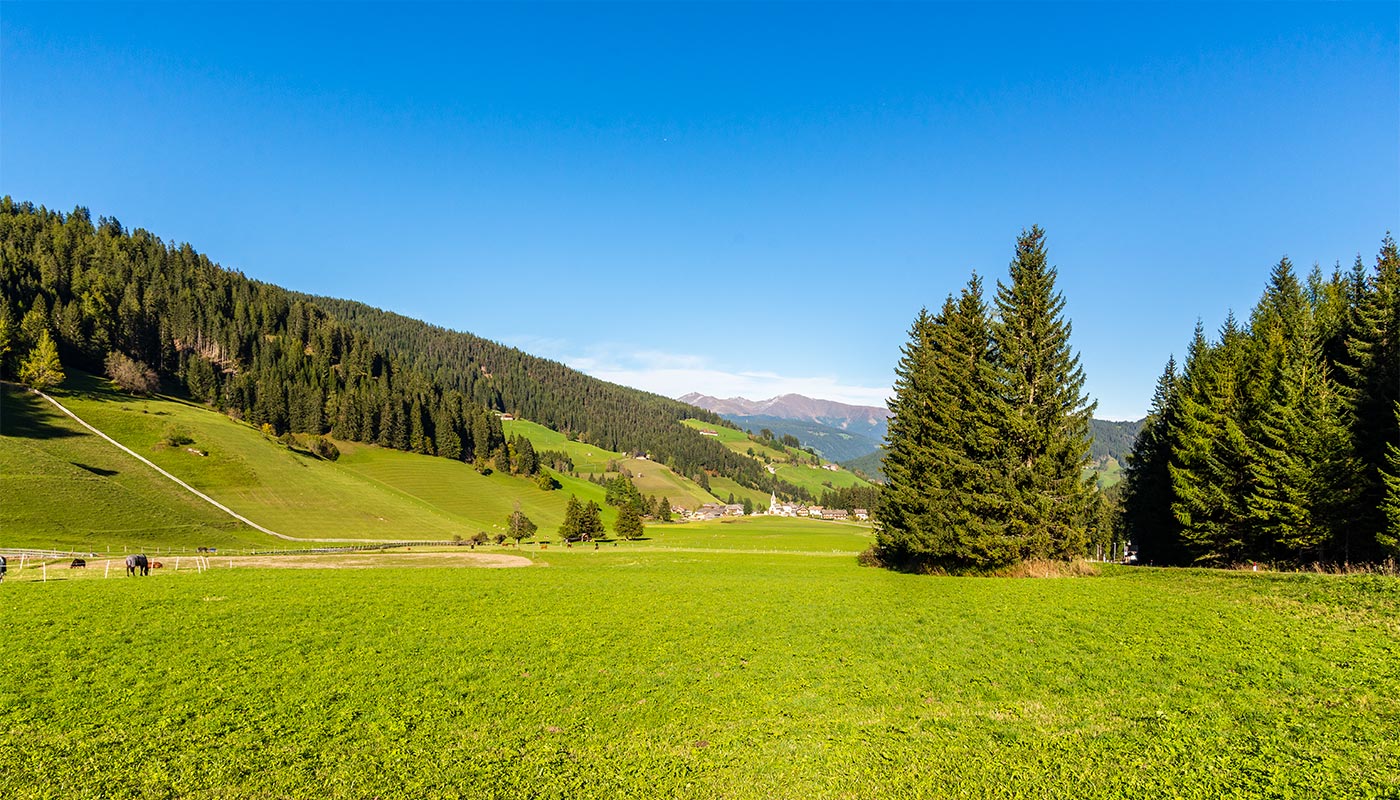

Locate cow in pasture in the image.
[125,554,149,577]
[71,558,86,568]
[0,555,6,582]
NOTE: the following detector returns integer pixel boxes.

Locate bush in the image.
[307,436,340,461]
[104,351,159,395]
[161,424,194,447]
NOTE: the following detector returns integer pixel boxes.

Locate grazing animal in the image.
[151,561,164,570]
[71,558,87,568]
[0,554,6,582]
[125,554,149,577]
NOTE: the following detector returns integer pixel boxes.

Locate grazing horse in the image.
[125,554,149,577]
[0,554,6,582]
[71,558,87,568]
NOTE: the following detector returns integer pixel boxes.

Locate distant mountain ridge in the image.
[680,392,891,463]
[678,392,890,429]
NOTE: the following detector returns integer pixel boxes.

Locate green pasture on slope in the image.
[1,556,1395,799]
[502,418,715,509]
[0,383,267,552]
[681,418,873,497]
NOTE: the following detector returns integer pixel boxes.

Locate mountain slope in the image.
[720,414,882,462]
[0,199,769,495]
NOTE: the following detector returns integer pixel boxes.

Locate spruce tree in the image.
[615,504,645,540]
[989,227,1096,561]
[874,308,941,566]
[1169,317,1256,564]
[1381,404,1400,557]
[19,329,64,390]
[1122,356,1182,564]
[922,276,1009,568]
[559,495,583,542]
[1341,235,1400,554]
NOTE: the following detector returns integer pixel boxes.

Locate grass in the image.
[0,382,268,552]
[4,373,636,548]
[1,551,1395,798]
[502,419,715,509]
[682,418,874,498]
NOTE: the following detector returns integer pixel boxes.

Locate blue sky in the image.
[3,2,1396,419]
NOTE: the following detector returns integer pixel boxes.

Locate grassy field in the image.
[1,545,1395,799]
[2,373,636,548]
[502,419,716,509]
[0,383,267,552]
[682,418,873,498]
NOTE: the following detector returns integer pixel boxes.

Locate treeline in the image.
[817,485,880,514]
[0,198,760,491]
[875,228,1100,571]
[301,294,772,489]
[1123,237,1400,566]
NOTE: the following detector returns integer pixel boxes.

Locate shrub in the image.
[104,351,159,395]
[307,436,340,461]
[161,424,194,447]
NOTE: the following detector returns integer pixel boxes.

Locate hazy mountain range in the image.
[680,392,890,463]
[680,391,1145,484]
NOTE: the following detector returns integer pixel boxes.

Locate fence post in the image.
[104,560,111,579]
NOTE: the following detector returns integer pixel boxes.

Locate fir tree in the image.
[559,495,584,542]
[1341,235,1400,554]
[615,503,645,540]
[874,308,941,566]
[19,329,65,390]
[1169,316,1256,564]
[1381,404,1400,557]
[989,227,1096,562]
[1122,356,1182,564]
[657,497,672,522]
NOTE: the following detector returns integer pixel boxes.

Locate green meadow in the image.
[682,418,874,499]
[1,548,1395,799]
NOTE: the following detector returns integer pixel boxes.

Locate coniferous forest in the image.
[1122,236,1400,566]
[0,198,769,492]
[876,227,1098,571]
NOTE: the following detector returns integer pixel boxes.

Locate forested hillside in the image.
[0,199,765,492]
[1123,238,1400,566]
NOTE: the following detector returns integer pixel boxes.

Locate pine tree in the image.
[559,495,583,542]
[19,329,65,390]
[1169,317,1256,564]
[615,503,645,540]
[658,497,672,522]
[874,308,941,566]
[1381,404,1400,557]
[989,227,1096,561]
[1341,235,1400,555]
[1122,356,1181,564]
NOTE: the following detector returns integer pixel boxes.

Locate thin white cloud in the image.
[502,338,892,408]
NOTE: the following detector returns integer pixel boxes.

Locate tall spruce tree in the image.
[989,226,1096,561]
[1169,316,1256,564]
[874,308,941,566]
[1381,404,1400,556]
[1122,356,1181,564]
[1341,235,1400,554]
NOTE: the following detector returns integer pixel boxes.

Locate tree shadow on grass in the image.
[0,384,84,441]
[72,462,120,476]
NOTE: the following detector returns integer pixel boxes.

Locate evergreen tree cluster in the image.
[875,227,1098,571]
[817,485,881,515]
[1124,238,1400,566]
[0,199,766,491]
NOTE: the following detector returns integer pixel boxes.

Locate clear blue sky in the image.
[3,2,1396,419]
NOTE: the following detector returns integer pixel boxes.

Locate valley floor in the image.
[1,546,1396,799]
